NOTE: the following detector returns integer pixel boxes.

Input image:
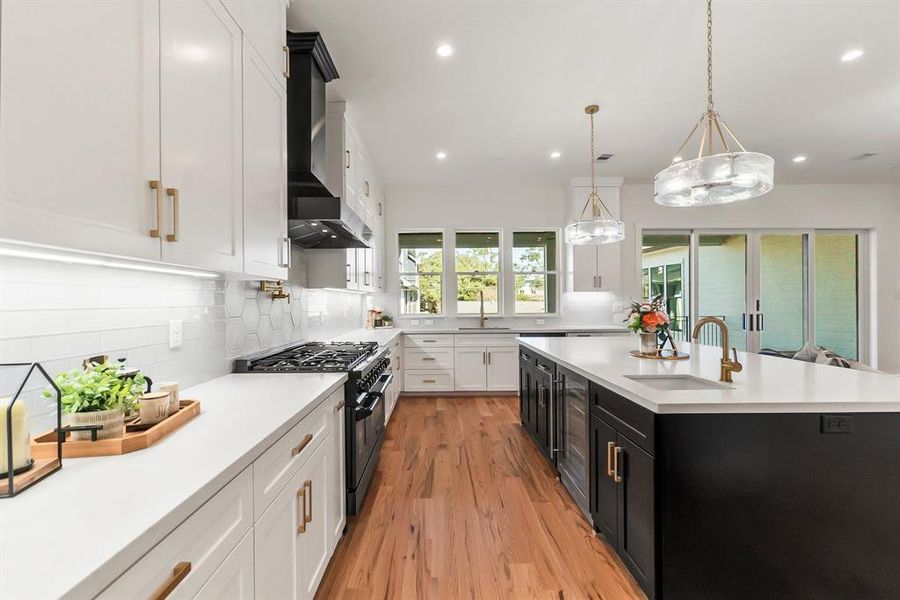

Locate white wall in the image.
[619,183,900,373]
[376,184,620,329]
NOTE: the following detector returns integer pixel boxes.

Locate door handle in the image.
[296,487,307,534]
[149,561,191,600]
[346,263,351,282]
[613,446,623,483]
[148,180,163,238]
[482,351,486,365]
[165,187,179,242]
[606,441,615,477]
[345,150,351,169]
[757,313,764,331]
[282,45,290,78]
[487,351,491,365]
[304,479,313,525]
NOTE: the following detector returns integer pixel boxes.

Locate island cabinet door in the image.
[519,365,533,431]
[616,436,656,598]
[590,414,619,544]
[535,374,553,458]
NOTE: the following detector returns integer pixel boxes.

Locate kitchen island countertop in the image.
[518,336,899,414]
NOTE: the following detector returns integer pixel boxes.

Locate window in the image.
[398,232,443,315]
[815,233,859,360]
[641,234,690,339]
[455,231,500,314]
[513,231,558,314]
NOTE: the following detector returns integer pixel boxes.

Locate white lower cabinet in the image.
[485,346,519,391]
[255,434,331,600]
[194,530,255,599]
[97,468,253,599]
[454,345,518,392]
[327,390,347,552]
[454,347,488,391]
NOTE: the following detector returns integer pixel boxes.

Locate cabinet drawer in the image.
[454,333,518,347]
[98,468,253,600]
[404,347,454,370]
[403,370,454,392]
[535,355,556,378]
[404,333,454,348]
[252,390,334,520]
[590,381,655,455]
[519,347,537,368]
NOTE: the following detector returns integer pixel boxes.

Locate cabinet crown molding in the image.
[286,31,340,82]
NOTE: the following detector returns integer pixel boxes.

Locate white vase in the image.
[64,408,125,441]
[639,332,658,354]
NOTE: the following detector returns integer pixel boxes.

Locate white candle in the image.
[0,396,32,474]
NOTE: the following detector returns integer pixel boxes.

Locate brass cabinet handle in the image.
[487,351,492,365]
[149,180,163,238]
[150,561,191,600]
[364,180,370,197]
[333,399,345,412]
[304,479,312,524]
[296,487,307,533]
[613,446,623,483]
[345,150,351,169]
[606,441,615,477]
[422,357,436,362]
[346,263,351,282]
[165,187,179,242]
[422,379,436,383]
[482,351,486,365]
[282,45,290,78]
[290,433,313,457]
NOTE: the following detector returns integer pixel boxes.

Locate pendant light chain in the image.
[589,109,597,196]
[706,0,714,114]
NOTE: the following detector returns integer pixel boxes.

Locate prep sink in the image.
[624,374,732,391]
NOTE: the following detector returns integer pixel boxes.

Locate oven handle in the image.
[354,392,382,421]
[368,372,393,398]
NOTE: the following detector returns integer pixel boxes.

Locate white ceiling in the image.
[288,1,900,186]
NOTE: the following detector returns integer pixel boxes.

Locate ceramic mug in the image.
[139,391,170,425]
[156,381,180,416]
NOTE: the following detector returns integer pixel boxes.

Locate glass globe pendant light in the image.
[654,0,774,207]
[564,105,625,245]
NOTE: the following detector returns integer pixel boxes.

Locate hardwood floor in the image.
[316,395,646,600]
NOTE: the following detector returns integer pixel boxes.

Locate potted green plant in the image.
[43,362,146,440]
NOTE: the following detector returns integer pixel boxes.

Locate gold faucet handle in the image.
[727,348,743,372]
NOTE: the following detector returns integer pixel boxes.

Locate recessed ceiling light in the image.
[310,222,318,226]
[841,49,864,62]
[550,151,562,159]
[792,155,807,163]
[436,44,454,57]
[435,151,447,160]
[672,155,683,163]
[321,229,329,233]
[331,235,337,239]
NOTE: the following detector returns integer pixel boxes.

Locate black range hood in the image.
[286,32,369,249]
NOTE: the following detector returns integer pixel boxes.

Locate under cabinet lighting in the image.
[0,244,219,278]
[841,49,864,62]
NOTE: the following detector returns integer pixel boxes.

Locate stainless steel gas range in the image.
[233,341,392,516]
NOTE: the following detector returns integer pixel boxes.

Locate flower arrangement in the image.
[624,295,670,335]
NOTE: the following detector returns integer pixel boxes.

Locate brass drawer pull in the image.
[333,399,345,412]
[304,479,313,524]
[345,150,350,169]
[165,187,179,242]
[422,357,436,361]
[150,561,191,600]
[291,433,313,457]
[613,446,623,483]
[282,45,290,78]
[422,379,436,383]
[606,441,615,477]
[296,487,307,533]
[149,180,162,238]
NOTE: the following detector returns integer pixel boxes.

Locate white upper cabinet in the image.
[240,0,287,86]
[0,0,162,260]
[243,39,289,279]
[159,0,244,272]
[567,180,622,292]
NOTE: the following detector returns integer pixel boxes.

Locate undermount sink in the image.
[457,326,511,330]
[624,374,732,391]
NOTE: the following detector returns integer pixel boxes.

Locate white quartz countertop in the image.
[519,336,900,414]
[329,325,628,347]
[0,372,347,600]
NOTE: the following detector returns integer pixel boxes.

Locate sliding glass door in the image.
[641,229,865,362]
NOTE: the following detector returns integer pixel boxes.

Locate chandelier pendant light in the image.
[654,0,774,207]
[564,105,625,245]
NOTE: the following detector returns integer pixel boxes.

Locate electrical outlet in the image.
[821,414,853,434]
[535,319,546,325]
[168,319,183,349]
[410,319,420,326]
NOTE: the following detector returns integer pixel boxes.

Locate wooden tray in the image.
[0,457,61,496]
[31,400,200,459]
[629,350,690,361]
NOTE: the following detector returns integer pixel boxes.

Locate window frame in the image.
[397,228,446,317]
[453,228,503,316]
[511,228,561,316]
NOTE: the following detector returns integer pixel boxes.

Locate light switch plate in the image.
[410,319,420,326]
[169,319,183,349]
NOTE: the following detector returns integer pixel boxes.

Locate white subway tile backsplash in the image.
[1,255,365,437]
